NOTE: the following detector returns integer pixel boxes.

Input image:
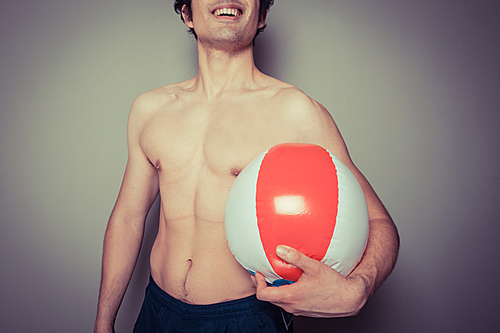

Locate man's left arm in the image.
[254,177,399,317]
[253,95,400,317]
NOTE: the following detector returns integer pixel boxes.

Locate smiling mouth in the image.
[213,8,242,17]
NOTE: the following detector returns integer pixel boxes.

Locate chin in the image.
[205,31,253,49]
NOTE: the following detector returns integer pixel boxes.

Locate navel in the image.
[182,259,193,298]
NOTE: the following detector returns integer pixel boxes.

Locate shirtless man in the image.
[94,0,399,332]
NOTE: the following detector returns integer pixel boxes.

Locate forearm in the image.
[349,216,400,302]
[95,215,145,331]
[252,216,399,318]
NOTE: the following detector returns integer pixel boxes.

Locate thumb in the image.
[276,245,317,272]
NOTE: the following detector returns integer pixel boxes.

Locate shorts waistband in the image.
[147,275,270,319]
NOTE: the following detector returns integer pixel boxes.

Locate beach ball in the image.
[224,143,369,286]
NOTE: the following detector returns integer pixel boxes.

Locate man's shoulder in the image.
[125,81,195,133]
[128,80,195,123]
[132,82,188,111]
[265,80,338,140]
[266,82,329,119]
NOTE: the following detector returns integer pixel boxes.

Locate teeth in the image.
[215,8,240,16]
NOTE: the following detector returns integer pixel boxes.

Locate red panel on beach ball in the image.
[256,144,339,281]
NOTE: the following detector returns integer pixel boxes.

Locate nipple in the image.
[155,160,162,172]
[231,168,242,177]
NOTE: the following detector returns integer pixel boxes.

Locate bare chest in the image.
[141,102,299,185]
[139,98,301,223]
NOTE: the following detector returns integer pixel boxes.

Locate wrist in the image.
[94,318,115,333]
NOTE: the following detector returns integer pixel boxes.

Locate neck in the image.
[193,40,261,99]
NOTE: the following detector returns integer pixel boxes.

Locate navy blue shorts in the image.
[133,276,293,333]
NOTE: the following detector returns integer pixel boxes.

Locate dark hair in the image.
[173,0,275,40]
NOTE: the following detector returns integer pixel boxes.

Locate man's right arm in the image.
[94,96,159,333]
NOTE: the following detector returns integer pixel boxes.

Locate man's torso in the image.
[137,77,326,304]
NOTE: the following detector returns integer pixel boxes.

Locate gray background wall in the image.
[1,0,499,332]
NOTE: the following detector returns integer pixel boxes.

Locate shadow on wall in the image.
[293,277,404,333]
[254,27,284,80]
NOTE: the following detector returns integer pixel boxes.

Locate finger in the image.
[250,274,256,287]
[254,272,268,293]
[254,272,291,303]
[254,273,270,300]
[276,245,319,273]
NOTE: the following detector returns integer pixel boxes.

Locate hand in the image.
[252,245,369,318]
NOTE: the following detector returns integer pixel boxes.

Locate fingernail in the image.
[276,245,288,257]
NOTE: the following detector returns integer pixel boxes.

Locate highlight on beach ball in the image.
[224,143,369,286]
